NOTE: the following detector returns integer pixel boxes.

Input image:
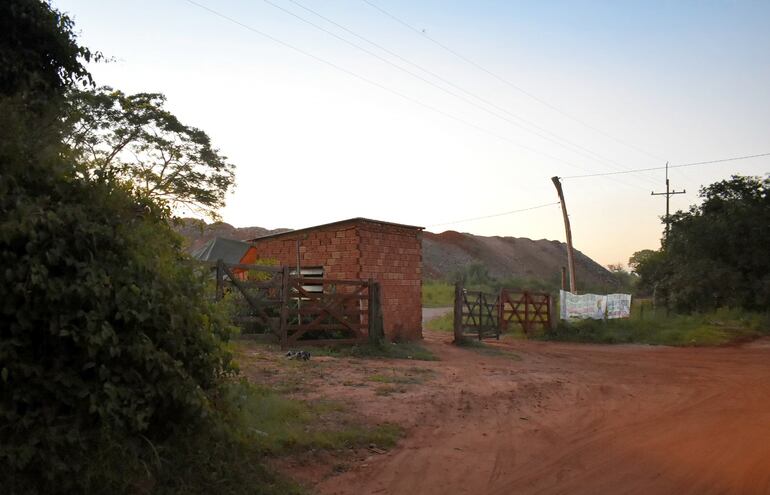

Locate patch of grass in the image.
[540,308,770,346]
[425,311,454,332]
[422,281,455,307]
[374,385,408,396]
[221,381,402,454]
[367,367,433,385]
[455,337,521,360]
[314,341,439,361]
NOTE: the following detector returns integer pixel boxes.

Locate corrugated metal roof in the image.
[248,217,424,243]
[191,237,251,263]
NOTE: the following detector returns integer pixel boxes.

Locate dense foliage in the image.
[630,175,770,312]
[0,2,236,492]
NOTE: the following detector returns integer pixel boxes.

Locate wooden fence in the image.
[211,260,383,348]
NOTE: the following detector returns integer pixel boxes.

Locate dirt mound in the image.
[423,230,616,289]
[176,220,615,289]
[174,218,290,253]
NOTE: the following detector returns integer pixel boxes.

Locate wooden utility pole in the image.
[551,177,577,293]
[651,161,685,240]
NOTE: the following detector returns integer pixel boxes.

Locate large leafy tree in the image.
[64,86,236,219]
[632,175,769,311]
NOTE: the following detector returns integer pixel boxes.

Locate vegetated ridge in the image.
[423,230,617,289]
[176,219,616,289]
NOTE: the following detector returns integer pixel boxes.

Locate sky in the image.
[55,0,770,266]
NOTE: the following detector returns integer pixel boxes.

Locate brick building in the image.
[242,218,423,341]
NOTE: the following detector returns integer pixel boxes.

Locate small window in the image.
[290,266,324,294]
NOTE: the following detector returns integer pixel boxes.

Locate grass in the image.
[422,281,455,307]
[424,311,453,332]
[313,341,439,361]
[541,308,770,346]
[220,380,402,455]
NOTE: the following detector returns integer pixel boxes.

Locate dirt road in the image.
[309,332,770,495]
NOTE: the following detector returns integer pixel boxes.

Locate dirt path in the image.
[309,332,770,495]
[421,306,452,324]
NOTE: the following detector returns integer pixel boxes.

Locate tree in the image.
[631,175,770,311]
[64,86,236,219]
[606,263,638,294]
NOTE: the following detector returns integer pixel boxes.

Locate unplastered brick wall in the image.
[243,219,423,341]
[243,225,360,280]
[357,223,422,341]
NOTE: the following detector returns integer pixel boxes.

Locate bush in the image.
[0,168,236,493]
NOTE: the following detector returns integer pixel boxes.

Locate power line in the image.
[180,0,606,179]
[361,0,666,163]
[426,201,560,228]
[279,0,657,189]
[258,0,650,190]
[561,152,770,179]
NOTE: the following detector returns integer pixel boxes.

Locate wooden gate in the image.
[453,285,501,341]
[499,289,552,335]
[452,282,553,342]
[213,260,287,337]
[283,278,378,347]
[210,261,383,348]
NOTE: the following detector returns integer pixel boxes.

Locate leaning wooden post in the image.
[552,177,577,293]
[453,281,463,344]
[215,259,224,301]
[368,280,384,345]
[279,266,290,350]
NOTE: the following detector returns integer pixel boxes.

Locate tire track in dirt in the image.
[317,334,770,495]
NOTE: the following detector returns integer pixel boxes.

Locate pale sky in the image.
[56,0,770,266]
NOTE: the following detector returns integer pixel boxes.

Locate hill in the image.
[423,231,617,290]
[175,220,616,290]
[174,218,290,253]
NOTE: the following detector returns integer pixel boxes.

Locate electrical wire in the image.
[361,0,667,164]
[426,201,560,228]
[280,0,657,189]
[256,0,649,190]
[560,152,770,179]
[181,0,608,180]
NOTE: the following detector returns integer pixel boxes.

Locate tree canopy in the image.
[631,175,769,311]
[64,86,236,219]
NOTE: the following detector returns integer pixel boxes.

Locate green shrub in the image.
[0,171,236,493]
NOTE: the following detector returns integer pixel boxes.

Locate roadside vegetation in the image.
[542,308,770,346]
[0,3,403,493]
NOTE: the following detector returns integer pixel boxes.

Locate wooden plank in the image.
[286,338,365,347]
[292,277,370,286]
[287,323,366,331]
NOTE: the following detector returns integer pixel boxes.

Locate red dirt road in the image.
[310,332,770,495]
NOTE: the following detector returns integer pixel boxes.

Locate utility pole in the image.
[651,162,686,240]
[551,176,577,293]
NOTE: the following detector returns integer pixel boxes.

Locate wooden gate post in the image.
[453,281,463,343]
[368,280,384,345]
[279,266,290,350]
[479,292,480,340]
